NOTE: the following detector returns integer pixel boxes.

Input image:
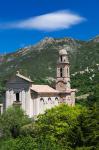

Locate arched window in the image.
[55,97,58,100]
[48,97,51,101]
[60,68,63,77]
[40,97,44,102]
[16,93,20,102]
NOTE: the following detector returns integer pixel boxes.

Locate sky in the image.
[0,0,99,54]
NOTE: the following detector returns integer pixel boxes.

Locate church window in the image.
[55,97,58,100]
[16,93,20,102]
[60,56,62,62]
[48,97,51,101]
[40,98,44,102]
[60,68,63,77]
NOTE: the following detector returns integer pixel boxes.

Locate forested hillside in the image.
[0,36,99,101]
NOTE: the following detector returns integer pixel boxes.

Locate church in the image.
[5,48,76,117]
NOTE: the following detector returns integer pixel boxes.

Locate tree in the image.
[0,106,31,139]
[21,104,81,149]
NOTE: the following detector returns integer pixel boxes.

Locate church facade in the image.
[5,49,76,117]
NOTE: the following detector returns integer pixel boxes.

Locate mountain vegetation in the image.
[0,36,99,102]
[0,36,99,149]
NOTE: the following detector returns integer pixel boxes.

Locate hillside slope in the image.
[0,36,99,101]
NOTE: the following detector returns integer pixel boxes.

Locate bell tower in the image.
[56,49,71,92]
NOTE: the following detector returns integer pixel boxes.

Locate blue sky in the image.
[0,0,98,54]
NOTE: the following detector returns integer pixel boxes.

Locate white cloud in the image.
[0,10,86,31]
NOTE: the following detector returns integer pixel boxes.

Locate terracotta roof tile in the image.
[31,85,59,93]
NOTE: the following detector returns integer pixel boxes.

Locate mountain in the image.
[0,35,99,101]
[90,35,99,43]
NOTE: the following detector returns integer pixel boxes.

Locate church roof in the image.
[31,85,59,94]
[16,72,33,83]
[59,49,68,55]
[58,89,77,94]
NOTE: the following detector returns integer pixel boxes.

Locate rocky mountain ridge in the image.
[0,35,99,92]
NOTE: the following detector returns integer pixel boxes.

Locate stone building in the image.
[0,104,3,115]
[4,49,76,117]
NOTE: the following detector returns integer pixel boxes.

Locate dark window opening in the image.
[16,93,20,102]
[60,68,63,77]
[40,97,44,102]
[67,68,69,76]
[55,97,58,100]
[48,97,51,101]
[60,56,62,62]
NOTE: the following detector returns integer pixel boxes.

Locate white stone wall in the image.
[6,90,14,108]
[5,88,34,117]
[66,95,72,106]
[71,92,75,106]
[65,92,75,106]
[37,96,59,115]
[0,104,3,115]
[25,89,31,117]
[21,90,26,111]
[30,96,59,117]
[5,88,75,118]
[33,97,40,116]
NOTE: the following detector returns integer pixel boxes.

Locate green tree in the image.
[0,106,31,139]
[0,135,67,150]
[71,94,99,149]
[21,104,81,149]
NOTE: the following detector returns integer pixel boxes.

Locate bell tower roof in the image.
[59,49,68,55]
